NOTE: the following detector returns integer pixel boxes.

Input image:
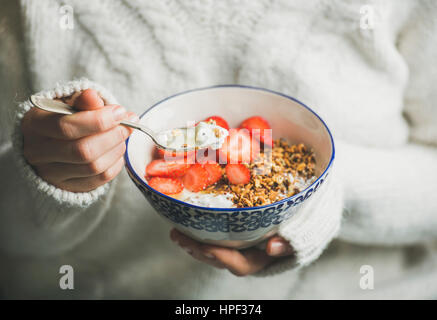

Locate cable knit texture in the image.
[0,0,436,299]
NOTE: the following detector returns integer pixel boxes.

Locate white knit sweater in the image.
[1,0,437,299]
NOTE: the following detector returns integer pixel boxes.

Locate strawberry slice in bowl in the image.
[225,164,251,185]
[218,129,260,164]
[182,164,210,192]
[148,177,184,195]
[202,162,223,185]
[240,116,273,147]
[146,159,191,178]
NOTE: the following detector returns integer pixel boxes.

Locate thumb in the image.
[73,88,105,111]
[266,236,294,257]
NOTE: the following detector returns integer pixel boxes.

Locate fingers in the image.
[58,157,125,192]
[266,236,295,257]
[202,245,274,276]
[64,124,130,163]
[73,88,104,111]
[20,89,139,192]
[170,229,295,276]
[25,123,131,165]
[170,229,274,275]
[62,91,81,107]
[25,104,128,140]
[34,142,126,183]
[170,229,226,269]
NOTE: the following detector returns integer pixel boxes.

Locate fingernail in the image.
[269,241,286,256]
[203,252,215,259]
[112,105,127,121]
[181,247,193,255]
[127,113,140,123]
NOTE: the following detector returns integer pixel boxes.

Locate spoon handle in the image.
[119,119,159,144]
[30,95,75,115]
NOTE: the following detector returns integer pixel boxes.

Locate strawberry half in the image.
[225,164,251,185]
[203,162,223,185]
[203,116,230,130]
[218,129,260,164]
[240,116,273,147]
[148,177,184,195]
[146,159,191,178]
[182,164,210,192]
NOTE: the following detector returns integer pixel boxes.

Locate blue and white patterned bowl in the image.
[125,85,334,249]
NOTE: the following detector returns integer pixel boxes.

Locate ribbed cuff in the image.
[11,78,117,208]
[254,172,343,276]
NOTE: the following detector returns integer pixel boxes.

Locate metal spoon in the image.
[29,95,195,152]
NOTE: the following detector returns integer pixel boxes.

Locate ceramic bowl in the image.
[125,85,334,249]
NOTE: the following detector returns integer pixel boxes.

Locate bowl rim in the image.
[124,84,335,212]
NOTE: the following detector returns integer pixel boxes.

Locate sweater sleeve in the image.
[336,141,437,245]
[337,1,437,245]
[0,78,118,256]
[255,169,344,276]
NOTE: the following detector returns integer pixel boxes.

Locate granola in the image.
[203,139,316,207]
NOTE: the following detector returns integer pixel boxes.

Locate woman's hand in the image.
[170,229,294,276]
[21,89,139,192]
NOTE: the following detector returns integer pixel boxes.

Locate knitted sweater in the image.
[1,0,437,299]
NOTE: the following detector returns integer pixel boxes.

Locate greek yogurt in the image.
[156,121,228,151]
[175,189,235,208]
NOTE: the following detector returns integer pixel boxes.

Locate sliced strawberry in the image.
[203,162,223,185]
[182,164,209,192]
[174,176,184,186]
[240,116,273,147]
[146,159,168,176]
[203,116,230,130]
[167,162,192,178]
[146,159,191,178]
[225,164,251,185]
[218,129,261,164]
[148,177,183,195]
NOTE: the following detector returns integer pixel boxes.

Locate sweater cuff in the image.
[11,78,118,208]
[255,171,343,276]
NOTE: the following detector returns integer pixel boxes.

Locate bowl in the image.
[124,85,335,249]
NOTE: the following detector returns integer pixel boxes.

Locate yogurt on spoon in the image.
[156,120,229,151]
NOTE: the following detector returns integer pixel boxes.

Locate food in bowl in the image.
[144,115,317,208]
[124,85,334,248]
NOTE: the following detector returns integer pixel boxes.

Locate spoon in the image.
[29,95,196,152]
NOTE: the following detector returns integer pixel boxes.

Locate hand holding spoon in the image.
[30,95,228,152]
